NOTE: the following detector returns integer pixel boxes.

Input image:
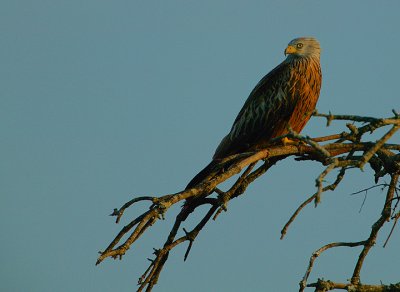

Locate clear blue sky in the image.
[1,1,399,291]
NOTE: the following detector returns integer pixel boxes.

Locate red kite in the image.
[187,37,322,188]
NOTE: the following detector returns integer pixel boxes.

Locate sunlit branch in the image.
[97,112,400,291]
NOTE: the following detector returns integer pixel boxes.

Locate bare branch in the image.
[97,112,400,291]
[299,241,366,292]
[307,279,400,292]
[351,173,399,285]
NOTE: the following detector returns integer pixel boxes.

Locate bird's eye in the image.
[296,43,303,49]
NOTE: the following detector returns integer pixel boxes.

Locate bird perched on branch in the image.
[186,37,322,189]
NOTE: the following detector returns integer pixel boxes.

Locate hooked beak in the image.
[284,45,296,56]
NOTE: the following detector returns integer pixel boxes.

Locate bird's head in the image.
[284,37,321,59]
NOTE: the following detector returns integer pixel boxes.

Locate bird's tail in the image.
[185,160,220,190]
[183,159,224,214]
[186,155,281,190]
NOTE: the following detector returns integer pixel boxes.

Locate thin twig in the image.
[110,196,155,223]
[359,125,400,170]
[299,241,366,292]
[281,166,347,239]
[351,173,399,284]
[383,211,400,248]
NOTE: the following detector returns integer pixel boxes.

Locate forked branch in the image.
[97,112,400,291]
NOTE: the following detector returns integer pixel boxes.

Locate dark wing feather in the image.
[213,62,292,159]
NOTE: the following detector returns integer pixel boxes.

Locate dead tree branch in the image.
[97,112,400,291]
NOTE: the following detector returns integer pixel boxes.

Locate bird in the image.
[186,37,322,190]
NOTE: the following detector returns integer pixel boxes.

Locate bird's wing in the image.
[213,61,296,159]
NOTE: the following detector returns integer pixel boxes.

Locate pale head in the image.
[284,37,321,59]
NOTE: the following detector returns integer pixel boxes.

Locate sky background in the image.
[1,1,400,291]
